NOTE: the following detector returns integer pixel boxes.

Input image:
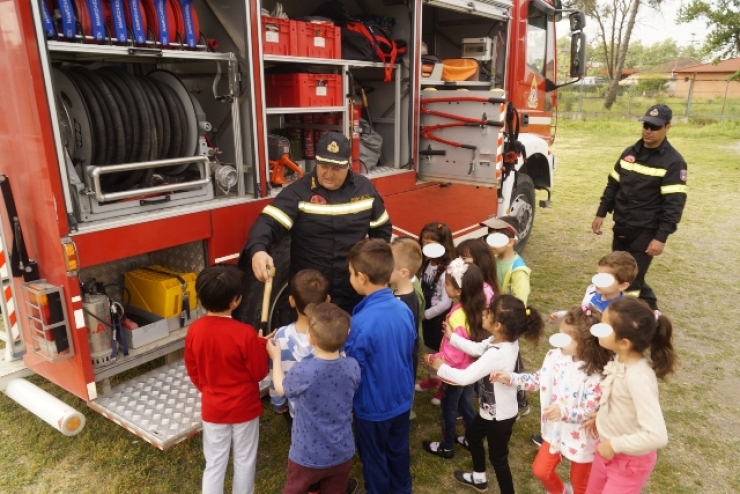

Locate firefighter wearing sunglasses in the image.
[591,104,687,312]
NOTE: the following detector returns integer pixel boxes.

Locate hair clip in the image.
[654,310,661,322]
[582,305,592,316]
[525,308,531,316]
[447,258,468,287]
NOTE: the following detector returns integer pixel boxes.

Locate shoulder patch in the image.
[623,155,636,163]
[680,169,687,182]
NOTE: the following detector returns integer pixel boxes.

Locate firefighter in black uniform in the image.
[241,132,392,313]
[592,104,687,311]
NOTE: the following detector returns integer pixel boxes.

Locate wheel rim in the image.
[510,192,533,241]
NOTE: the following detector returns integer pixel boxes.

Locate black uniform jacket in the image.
[596,137,687,243]
[241,169,392,308]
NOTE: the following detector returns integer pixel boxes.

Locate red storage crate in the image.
[266,73,343,108]
[262,17,296,56]
[295,21,341,59]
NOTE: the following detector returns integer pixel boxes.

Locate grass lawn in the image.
[1,118,739,493]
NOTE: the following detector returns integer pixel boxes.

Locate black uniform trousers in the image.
[612,225,659,310]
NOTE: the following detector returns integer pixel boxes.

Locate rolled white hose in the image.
[4,378,86,436]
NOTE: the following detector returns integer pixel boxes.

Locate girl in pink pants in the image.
[585,297,676,494]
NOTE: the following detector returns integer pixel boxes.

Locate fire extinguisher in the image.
[303,114,315,159]
[350,94,362,174]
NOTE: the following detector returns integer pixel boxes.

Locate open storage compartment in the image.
[258,0,410,179]
[39,0,261,228]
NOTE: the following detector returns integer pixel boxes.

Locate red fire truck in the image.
[0,0,584,449]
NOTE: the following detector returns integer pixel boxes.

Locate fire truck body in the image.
[0,0,585,448]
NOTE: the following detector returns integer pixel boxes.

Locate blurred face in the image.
[558,321,579,356]
[487,230,515,256]
[316,163,349,190]
[594,266,622,297]
[641,122,670,149]
[597,309,619,352]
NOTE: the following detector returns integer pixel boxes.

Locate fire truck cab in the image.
[0,0,585,449]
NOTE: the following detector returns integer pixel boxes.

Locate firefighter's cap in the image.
[639,104,672,126]
[480,216,519,238]
[316,132,350,168]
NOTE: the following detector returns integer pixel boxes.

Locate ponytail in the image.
[651,314,676,379]
[491,294,544,344]
[521,306,545,343]
[607,298,677,379]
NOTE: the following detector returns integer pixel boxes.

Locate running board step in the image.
[88,359,202,450]
[88,359,271,450]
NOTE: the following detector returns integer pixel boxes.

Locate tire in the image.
[509,173,535,253]
[233,237,292,331]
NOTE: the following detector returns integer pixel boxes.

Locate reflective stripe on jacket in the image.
[596,138,687,242]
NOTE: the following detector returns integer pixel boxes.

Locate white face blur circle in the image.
[549,332,573,348]
[592,272,616,289]
[422,242,445,259]
[590,323,614,338]
[486,233,510,249]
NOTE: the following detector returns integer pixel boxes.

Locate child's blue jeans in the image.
[440,382,475,450]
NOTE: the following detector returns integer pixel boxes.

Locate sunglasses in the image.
[642,122,664,131]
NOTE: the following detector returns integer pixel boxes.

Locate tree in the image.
[678,0,740,78]
[568,0,664,109]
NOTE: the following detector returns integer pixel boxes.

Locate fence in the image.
[557,79,740,122]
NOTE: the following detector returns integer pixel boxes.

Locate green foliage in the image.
[635,75,669,94]
[678,0,740,60]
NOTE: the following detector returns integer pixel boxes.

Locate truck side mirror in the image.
[570,32,587,78]
[531,0,556,16]
[569,11,586,32]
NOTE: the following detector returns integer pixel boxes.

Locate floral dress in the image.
[509,349,602,463]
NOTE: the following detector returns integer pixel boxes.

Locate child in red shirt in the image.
[185,265,268,494]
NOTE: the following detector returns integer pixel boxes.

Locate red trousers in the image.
[532,440,592,494]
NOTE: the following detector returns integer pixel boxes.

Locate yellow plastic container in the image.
[442,59,479,81]
[124,265,197,319]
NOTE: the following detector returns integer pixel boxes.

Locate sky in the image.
[557,0,711,48]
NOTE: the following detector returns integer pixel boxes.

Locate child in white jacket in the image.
[492,306,612,494]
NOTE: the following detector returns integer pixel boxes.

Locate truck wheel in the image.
[233,237,291,331]
[509,173,535,253]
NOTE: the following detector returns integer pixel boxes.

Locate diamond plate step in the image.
[88,360,202,450]
[88,359,271,450]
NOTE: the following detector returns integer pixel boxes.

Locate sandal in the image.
[456,435,470,451]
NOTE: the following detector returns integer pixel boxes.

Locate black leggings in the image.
[465,414,516,494]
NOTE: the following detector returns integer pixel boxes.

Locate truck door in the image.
[512,2,556,144]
